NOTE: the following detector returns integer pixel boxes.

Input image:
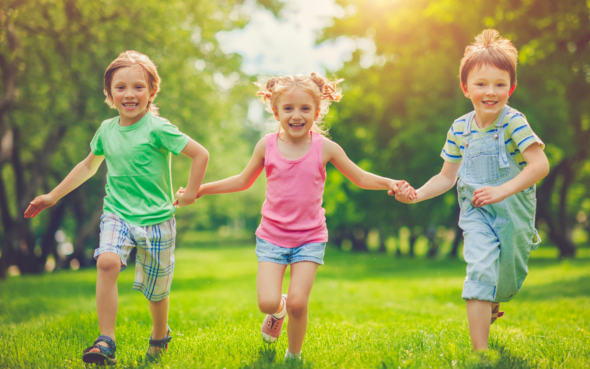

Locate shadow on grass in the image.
[240,346,313,369]
[518,275,590,302]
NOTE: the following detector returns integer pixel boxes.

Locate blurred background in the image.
[1,0,589,278]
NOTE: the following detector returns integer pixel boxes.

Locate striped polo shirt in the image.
[441,107,544,167]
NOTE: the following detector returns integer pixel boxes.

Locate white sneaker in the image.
[284,349,302,361]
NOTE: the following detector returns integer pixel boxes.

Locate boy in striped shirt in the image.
[395,30,549,351]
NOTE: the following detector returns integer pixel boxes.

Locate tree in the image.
[322,0,590,257]
[0,0,278,277]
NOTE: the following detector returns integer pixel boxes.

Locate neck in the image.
[119,111,148,126]
[474,110,502,129]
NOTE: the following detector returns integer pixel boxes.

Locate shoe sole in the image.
[82,352,117,366]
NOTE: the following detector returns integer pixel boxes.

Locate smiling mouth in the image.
[482,101,498,106]
[123,103,139,108]
[289,123,305,128]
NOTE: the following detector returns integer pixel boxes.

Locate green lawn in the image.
[1,245,589,368]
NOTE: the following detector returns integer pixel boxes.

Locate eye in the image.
[116,86,124,90]
[284,107,292,111]
[476,83,485,87]
[497,83,506,87]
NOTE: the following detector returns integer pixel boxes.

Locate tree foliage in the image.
[0,0,274,277]
[321,0,590,257]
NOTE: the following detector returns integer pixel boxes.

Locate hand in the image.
[393,181,418,203]
[24,194,57,218]
[472,186,508,207]
[173,187,195,208]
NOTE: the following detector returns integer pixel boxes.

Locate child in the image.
[191,73,405,359]
[24,51,209,365]
[395,30,549,350]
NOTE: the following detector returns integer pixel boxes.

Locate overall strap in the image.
[462,111,476,148]
[495,106,512,169]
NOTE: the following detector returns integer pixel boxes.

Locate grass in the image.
[1,244,589,368]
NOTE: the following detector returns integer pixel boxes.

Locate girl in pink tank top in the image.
[196,73,412,359]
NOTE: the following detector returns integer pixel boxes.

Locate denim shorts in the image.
[94,213,176,302]
[255,237,326,265]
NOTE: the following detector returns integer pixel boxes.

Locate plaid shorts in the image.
[94,213,176,302]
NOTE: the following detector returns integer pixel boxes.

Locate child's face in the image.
[273,87,320,140]
[462,64,513,125]
[111,65,154,125]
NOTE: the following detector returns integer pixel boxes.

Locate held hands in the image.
[173,187,196,208]
[388,180,418,203]
[24,194,57,218]
[471,186,508,207]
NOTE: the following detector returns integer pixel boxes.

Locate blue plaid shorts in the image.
[94,213,176,302]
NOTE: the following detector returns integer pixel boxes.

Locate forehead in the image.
[467,64,510,81]
[276,87,316,105]
[112,65,148,83]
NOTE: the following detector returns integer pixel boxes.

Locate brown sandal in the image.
[491,303,504,324]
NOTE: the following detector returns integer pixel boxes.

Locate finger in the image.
[24,205,39,218]
[387,189,394,196]
[31,209,43,218]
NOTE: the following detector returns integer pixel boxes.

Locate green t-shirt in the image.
[90,113,189,226]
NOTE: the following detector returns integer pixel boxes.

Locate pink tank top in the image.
[255,131,328,248]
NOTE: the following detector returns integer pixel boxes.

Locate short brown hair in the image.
[104,51,161,116]
[460,29,518,88]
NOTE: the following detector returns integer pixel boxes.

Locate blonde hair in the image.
[460,29,518,88]
[254,73,343,136]
[104,51,161,116]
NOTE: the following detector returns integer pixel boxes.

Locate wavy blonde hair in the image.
[104,51,161,116]
[254,73,343,136]
[460,29,518,88]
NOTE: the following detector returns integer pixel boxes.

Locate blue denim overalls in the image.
[457,106,541,303]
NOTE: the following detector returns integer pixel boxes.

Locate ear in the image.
[509,84,516,96]
[314,109,320,121]
[461,83,470,98]
[272,107,280,121]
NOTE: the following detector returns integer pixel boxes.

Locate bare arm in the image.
[174,139,210,207]
[198,137,266,197]
[472,143,549,207]
[24,152,105,218]
[324,139,403,193]
[396,161,461,204]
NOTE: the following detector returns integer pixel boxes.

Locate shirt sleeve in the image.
[90,124,104,156]
[505,114,544,153]
[156,121,190,156]
[440,125,463,163]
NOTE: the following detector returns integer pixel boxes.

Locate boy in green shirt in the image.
[24,51,209,365]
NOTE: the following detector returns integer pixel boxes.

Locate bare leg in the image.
[91,252,121,351]
[148,296,170,355]
[286,261,319,355]
[257,262,288,314]
[466,299,492,351]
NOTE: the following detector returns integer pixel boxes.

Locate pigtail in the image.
[255,78,276,102]
[310,72,343,102]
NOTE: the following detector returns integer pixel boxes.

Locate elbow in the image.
[201,148,210,162]
[195,148,209,164]
[541,160,550,179]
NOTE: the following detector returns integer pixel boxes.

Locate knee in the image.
[97,253,122,273]
[258,297,281,315]
[286,298,307,318]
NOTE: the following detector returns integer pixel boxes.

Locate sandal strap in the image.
[149,326,172,347]
[83,335,116,355]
